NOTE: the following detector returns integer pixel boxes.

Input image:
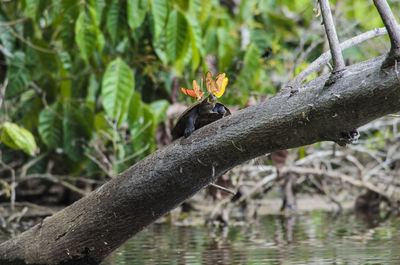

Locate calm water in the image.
[102,211,400,265]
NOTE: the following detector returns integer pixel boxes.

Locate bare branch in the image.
[21,174,88,196]
[0,17,29,27]
[319,0,345,72]
[287,27,388,89]
[373,0,400,63]
[284,166,392,199]
[0,44,13,58]
[0,79,9,118]
[208,183,235,195]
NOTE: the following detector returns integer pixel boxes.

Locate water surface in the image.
[102,211,400,264]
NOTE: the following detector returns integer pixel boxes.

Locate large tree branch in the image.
[1,55,400,264]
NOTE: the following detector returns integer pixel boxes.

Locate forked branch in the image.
[373,0,400,65]
[286,27,388,89]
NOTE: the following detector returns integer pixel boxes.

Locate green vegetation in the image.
[0,0,396,180]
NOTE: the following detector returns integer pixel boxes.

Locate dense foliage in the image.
[0,0,396,181]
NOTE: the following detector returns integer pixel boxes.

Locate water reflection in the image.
[102,211,400,264]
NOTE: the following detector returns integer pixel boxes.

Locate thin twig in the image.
[8,27,57,54]
[319,0,345,72]
[283,166,393,200]
[287,27,388,89]
[18,152,48,178]
[208,183,235,195]
[84,152,113,178]
[0,18,29,27]
[0,152,16,212]
[116,144,149,165]
[0,79,8,120]
[22,174,88,196]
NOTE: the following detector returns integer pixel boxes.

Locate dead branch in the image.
[373,0,400,62]
[287,27,388,89]
[319,0,345,72]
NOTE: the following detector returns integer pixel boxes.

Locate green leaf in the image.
[237,43,260,91]
[243,43,260,77]
[90,0,106,26]
[1,122,37,156]
[127,0,148,31]
[153,34,168,64]
[94,111,113,136]
[25,0,38,19]
[151,0,168,38]
[6,51,30,97]
[75,11,97,61]
[61,5,79,51]
[101,58,134,122]
[150,99,169,124]
[62,102,94,161]
[186,14,202,70]
[199,0,212,23]
[106,1,120,43]
[141,104,156,152]
[131,103,156,153]
[127,91,142,128]
[189,0,202,16]
[216,27,234,71]
[38,102,63,149]
[166,10,189,63]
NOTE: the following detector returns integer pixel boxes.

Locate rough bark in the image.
[1,55,400,264]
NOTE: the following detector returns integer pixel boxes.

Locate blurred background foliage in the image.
[0,0,397,182]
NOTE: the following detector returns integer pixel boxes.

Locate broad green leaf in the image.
[101,58,134,121]
[204,26,217,55]
[189,0,202,16]
[150,99,169,124]
[153,34,168,64]
[131,104,156,153]
[1,122,37,156]
[166,10,189,63]
[90,0,105,26]
[25,0,38,19]
[59,52,72,98]
[127,0,148,31]
[6,52,30,97]
[31,39,59,73]
[243,43,261,77]
[141,104,156,153]
[75,11,97,61]
[127,91,142,128]
[106,1,120,43]
[38,102,63,149]
[19,96,42,131]
[186,14,202,70]
[94,111,113,136]
[61,5,79,50]
[216,27,234,71]
[199,0,212,23]
[63,103,94,161]
[237,43,260,91]
[151,0,168,38]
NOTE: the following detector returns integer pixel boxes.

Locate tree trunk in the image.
[1,55,400,264]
